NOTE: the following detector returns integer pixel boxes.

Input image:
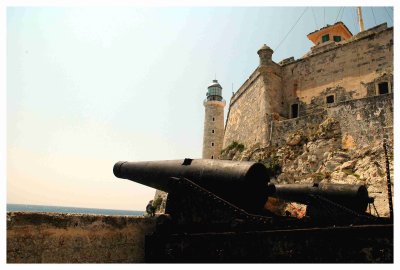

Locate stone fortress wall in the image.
[223,23,393,150]
[271,93,393,149]
[281,23,393,117]
[221,22,393,218]
[223,71,268,147]
[269,93,393,216]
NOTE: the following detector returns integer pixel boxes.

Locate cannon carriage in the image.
[113,158,393,263]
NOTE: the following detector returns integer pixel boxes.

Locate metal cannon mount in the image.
[113,158,393,262]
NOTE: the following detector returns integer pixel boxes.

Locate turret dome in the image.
[257,44,273,54]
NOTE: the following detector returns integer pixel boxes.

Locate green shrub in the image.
[237,143,245,152]
[261,157,281,177]
[221,141,245,153]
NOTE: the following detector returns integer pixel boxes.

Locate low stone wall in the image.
[271,110,328,147]
[7,212,156,263]
[327,93,393,147]
[271,93,393,149]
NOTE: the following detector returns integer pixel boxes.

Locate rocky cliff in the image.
[221,115,393,217]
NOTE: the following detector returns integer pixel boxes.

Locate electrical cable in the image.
[335,7,343,23]
[339,7,345,22]
[274,7,308,52]
[311,7,318,29]
[384,7,393,24]
[371,7,377,26]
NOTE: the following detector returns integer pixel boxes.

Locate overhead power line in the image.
[335,7,343,23]
[370,7,377,26]
[274,7,308,52]
[311,7,318,29]
[339,7,345,22]
[384,7,393,24]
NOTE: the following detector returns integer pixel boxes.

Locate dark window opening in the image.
[212,130,214,133]
[326,95,335,104]
[291,104,299,118]
[333,36,342,42]
[322,34,330,43]
[211,142,214,146]
[211,155,214,159]
[212,117,215,121]
[378,82,389,95]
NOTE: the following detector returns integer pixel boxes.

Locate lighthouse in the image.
[202,79,225,159]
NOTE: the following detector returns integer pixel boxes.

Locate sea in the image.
[7,204,144,216]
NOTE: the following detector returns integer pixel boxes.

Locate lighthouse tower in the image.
[202,79,225,159]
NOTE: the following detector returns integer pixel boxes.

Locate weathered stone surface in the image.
[153,189,168,214]
[342,133,356,150]
[286,132,304,146]
[158,24,394,221]
[338,160,357,171]
[7,212,156,263]
[326,160,341,172]
[223,72,269,148]
[222,94,393,217]
[203,100,225,159]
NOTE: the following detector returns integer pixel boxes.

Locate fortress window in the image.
[333,36,342,42]
[326,95,335,104]
[211,155,214,159]
[211,142,214,146]
[322,34,330,43]
[212,117,215,121]
[212,129,215,133]
[378,82,389,95]
[291,104,299,118]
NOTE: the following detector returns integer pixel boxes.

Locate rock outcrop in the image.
[220,117,393,217]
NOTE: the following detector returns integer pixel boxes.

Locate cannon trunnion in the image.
[113,158,393,263]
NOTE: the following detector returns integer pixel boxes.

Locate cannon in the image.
[114,158,373,222]
[270,183,374,220]
[114,158,270,214]
[113,158,393,262]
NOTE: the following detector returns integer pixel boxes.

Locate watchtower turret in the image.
[257,44,273,66]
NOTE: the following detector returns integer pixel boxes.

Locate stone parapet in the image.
[7,212,156,263]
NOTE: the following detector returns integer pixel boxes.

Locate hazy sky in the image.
[6,6,393,210]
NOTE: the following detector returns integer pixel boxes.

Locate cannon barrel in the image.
[271,183,373,213]
[113,158,270,212]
